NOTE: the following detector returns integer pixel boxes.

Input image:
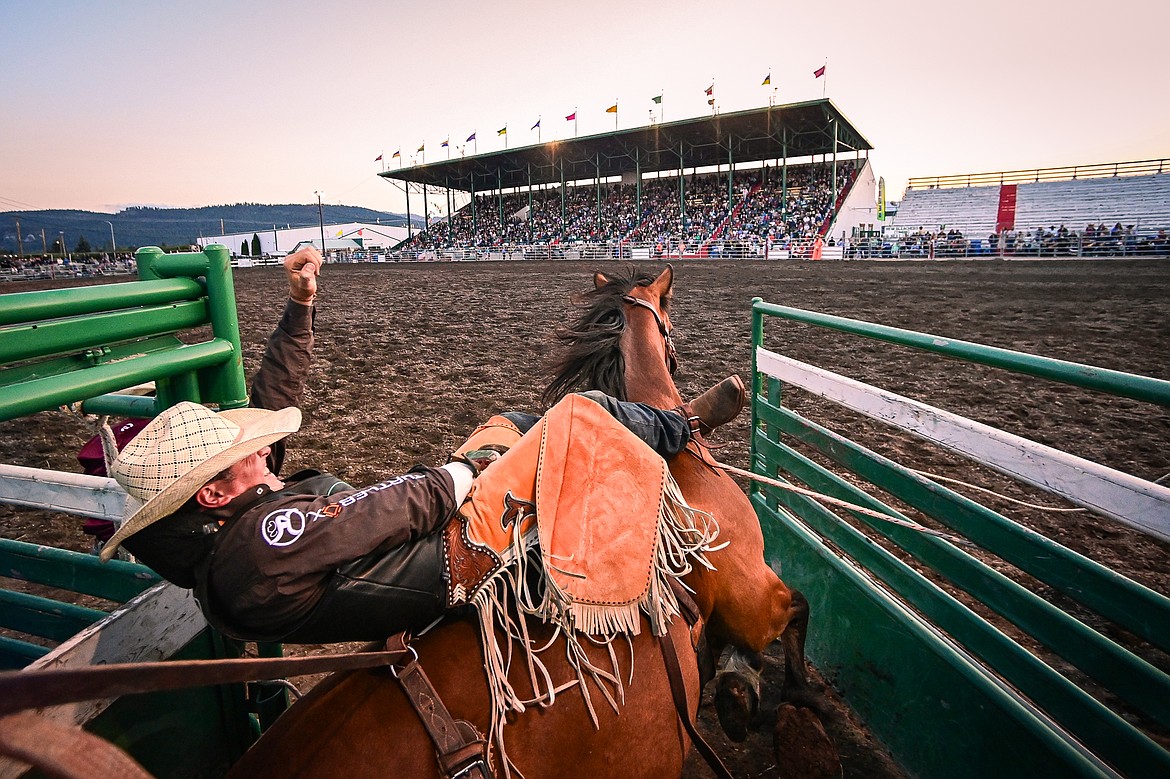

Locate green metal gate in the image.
[749,300,1170,779]
[0,245,264,778]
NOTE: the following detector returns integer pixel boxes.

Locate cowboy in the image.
[100,254,746,644]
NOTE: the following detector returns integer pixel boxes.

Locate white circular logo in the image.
[261,508,306,547]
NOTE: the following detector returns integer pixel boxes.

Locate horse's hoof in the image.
[773,703,840,779]
[714,672,758,742]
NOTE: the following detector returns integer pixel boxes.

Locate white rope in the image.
[908,468,1087,513]
[713,461,974,547]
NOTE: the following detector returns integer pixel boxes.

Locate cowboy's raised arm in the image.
[249,247,322,472]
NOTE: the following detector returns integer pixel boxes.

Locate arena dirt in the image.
[2,258,1168,777]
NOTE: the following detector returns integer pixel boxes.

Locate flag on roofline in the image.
[441,139,449,147]
[704,83,713,96]
[374,153,383,161]
[392,150,401,158]
[565,111,576,121]
[707,98,715,106]
[467,132,477,142]
[814,65,826,78]
[531,119,541,130]
[417,143,425,152]
[498,126,507,135]
[605,103,617,113]
[762,73,771,86]
[652,94,662,104]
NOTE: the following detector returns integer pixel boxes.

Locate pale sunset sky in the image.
[2,0,1167,216]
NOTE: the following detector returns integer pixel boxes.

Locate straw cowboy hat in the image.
[100,401,301,561]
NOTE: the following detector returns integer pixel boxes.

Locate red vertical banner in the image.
[995,184,1018,233]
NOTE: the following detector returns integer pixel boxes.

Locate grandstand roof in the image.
[380,99,871,193]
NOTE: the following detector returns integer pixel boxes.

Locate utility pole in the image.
[315,191,326,259]
[14,218,23,260]
[41,228,47,255]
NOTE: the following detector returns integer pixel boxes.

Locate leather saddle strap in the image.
[390,637,491,779]
[0,647,411,719]
[658,633,735,779]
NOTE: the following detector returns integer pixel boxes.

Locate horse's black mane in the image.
[542,268,666,408]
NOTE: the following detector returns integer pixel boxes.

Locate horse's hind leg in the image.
[773,590,841,774]
[779,589,818,708]
[713,648,763,742]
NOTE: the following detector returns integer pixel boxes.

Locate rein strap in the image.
[658,632,735,779]
[0,644,414,719]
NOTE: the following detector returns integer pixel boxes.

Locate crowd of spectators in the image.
[0,254,135,281]
[849,223,1170,259]
[398,161,856,255]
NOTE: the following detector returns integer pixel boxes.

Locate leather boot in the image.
[677,375,746,437]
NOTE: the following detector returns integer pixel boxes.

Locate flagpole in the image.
[823,59,828,98]
[575,107,578,138]
[614,100,618,130]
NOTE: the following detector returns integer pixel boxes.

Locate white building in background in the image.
[196,222,411,258]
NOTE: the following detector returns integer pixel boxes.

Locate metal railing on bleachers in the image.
[908,158,1169,190]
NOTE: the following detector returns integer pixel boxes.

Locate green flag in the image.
[651,94,662,104]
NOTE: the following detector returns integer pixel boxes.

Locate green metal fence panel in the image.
[0,246,266,773]
[0,589,107,641]
[0,244,248,423]
[0,539,160,602]
[136,245,248,410]
[760,401,1170,654]
[0,278,203,327]
[753,421,1170,774]
[83,630,259,779]
[0,637,49,670]
[754,495,1119,779]
[751,301,1170,408]
[0,340,234,422]
[0,301,209,364]
[750,300,1170,778]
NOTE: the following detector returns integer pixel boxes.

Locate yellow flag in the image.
[605,104,617,113]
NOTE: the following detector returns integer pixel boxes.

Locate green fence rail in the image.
[750,300,1170,779]
[0,244,248,423]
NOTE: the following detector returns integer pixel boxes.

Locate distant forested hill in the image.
[0,203,421,254]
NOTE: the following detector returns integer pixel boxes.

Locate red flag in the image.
[374,154,383,161]
[814,65,826,78]
[704,84,713,96]
[565,112,576,121]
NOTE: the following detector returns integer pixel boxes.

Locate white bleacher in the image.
[1014,174,1170,233]
[887,185,999,236]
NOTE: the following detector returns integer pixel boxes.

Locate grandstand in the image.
[380,105,1167,261]
[380,99,878,259]
[886,159,1170,257]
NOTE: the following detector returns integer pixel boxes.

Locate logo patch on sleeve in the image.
[262,508,307,547]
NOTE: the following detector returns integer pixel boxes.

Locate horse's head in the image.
[544,265,681,410]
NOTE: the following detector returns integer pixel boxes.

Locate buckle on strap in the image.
[450,758,490,779]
